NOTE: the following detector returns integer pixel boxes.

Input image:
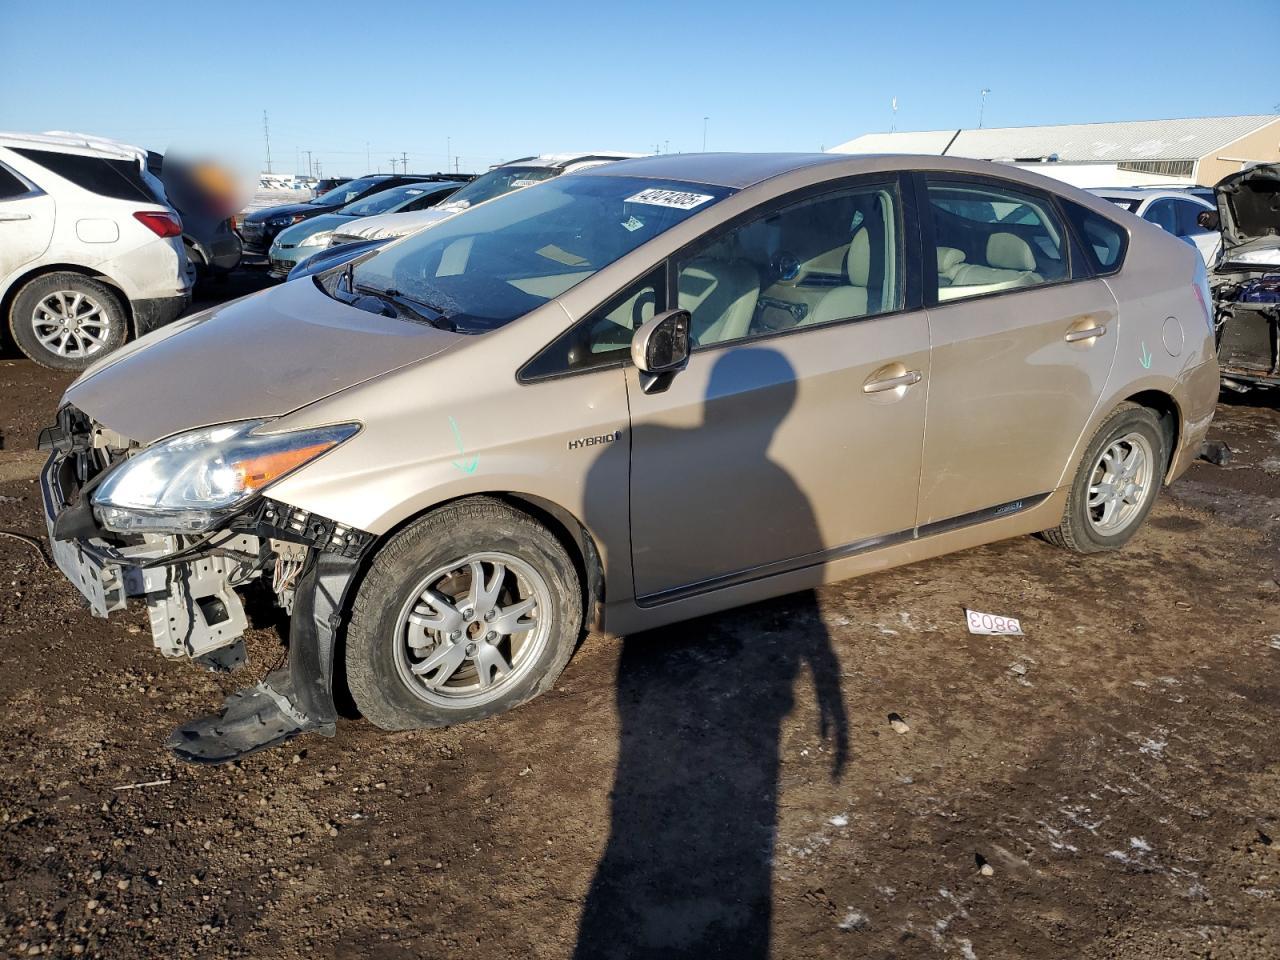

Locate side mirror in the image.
[631,308,691,394]
[1197,209,1220,231]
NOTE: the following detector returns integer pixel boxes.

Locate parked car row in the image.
[38,152,1220,760]
[239,171,472,261]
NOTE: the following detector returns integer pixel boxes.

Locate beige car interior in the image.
[678,189,898,346]
[936,233,1044,301]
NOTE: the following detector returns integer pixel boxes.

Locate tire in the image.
[184,243,207,286]
[1043,402,1169,554]
[345,497,583,731]
[8,272,128,371]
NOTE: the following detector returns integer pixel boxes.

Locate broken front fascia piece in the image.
[164,501,375,763]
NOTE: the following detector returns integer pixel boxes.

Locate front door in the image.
[626,178,930,602]
[917,175,1119,526]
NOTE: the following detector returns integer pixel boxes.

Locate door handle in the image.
[1064,323,1107,342]
[0,212,31,222]
[862,370,922,394]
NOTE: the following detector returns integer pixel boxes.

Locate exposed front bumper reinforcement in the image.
[39,418,374,764]
[167,550,362,763]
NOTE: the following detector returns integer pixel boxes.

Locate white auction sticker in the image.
[510,179,542,187]
[965,609,1024,636]
[625,188,715,210]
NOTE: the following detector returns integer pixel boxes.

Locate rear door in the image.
[0,159,54,282]
[625,176,930,602]
[917,174,1119,526]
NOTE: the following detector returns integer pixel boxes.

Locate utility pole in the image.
[891,96,898,132]
[365,141,371,173]
[304,150,313,179]
[388,157,398,174]
[978,88,991,129]
[446,137,451,173]
[664,139,670,154]
[400,152,409,174]
[702,116,709,152]
[262,110,272,173]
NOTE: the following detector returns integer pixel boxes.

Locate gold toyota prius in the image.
[38,153,1219,761]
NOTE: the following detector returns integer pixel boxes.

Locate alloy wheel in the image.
[1086,431,1155,535]
[393,552,552,708]
[30,290,112,359]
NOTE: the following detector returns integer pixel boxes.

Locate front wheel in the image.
[1043,403,1168,553]
[345,497,583,730]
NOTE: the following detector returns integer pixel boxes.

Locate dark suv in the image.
[240,174,469,258]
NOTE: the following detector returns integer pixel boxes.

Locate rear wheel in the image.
[345,497,582,730]
[9,272,128,371]
[1044,403,1168,553]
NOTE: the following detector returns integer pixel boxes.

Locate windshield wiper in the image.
[353,283,456,331]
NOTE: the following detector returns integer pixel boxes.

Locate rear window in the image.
[1101,196,1141,213]
[12,147,159,203]
[1062,200,1128,275]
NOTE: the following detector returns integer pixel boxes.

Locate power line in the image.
[262,110,272,173]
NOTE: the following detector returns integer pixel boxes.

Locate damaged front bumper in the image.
[39,424,374,764]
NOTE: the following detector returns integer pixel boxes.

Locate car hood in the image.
[64,278,462,444]
[1214,163,1280,268]
[245,201,334,222]
[339,205,458,241]
[274,212,355,246]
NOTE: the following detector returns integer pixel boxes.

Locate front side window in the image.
[346,175,732,332]
[675,182,902,348]
[521,268,664,380]
[1142,198,1179,235]
[926,179,1067,303]
[1175,200,1213,237]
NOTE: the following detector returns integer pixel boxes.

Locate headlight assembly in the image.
[92,419,359,533]
[298,230,334,248]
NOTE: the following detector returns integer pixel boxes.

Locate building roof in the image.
[831,115,1280,163]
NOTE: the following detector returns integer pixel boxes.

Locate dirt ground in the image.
[1,276,1279,959]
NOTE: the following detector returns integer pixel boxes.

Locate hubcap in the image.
[1086,431,1154,535]
[31,291,111,359]
[393,552,551,708]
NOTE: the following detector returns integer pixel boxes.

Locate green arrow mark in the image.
[449,416,479,474]
[1139,342,1152,369]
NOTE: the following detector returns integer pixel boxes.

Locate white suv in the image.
[0,132,193,370]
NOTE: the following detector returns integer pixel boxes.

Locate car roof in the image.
[500,152,644,169]
[0,130,146,161]
[1088,187,1212,203]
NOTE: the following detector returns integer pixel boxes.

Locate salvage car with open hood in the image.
[1208,163,1280,389]
[39,153,1218,764]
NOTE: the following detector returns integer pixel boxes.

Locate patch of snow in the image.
[1129,837,1152,852]
[829,814,849,827]
[959,939,979,960]
[838,908,869,931]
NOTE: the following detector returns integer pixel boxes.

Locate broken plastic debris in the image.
[887,713,910,734]
[965,609,1024,636]
[1197,439,1232,466]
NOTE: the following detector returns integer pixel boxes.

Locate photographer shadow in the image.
[576,347,849,959]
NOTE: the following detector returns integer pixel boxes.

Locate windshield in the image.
[312,176,387,205]
[441,166,559,210]
[346,175,734,332]
[341,184,433,217]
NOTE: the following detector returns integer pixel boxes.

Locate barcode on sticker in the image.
[625,188,714,210]
[965,609,1024,636]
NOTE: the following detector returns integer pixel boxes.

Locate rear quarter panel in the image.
[1063,215,1216,487]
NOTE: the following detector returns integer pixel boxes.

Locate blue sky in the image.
[3,0,1277,177]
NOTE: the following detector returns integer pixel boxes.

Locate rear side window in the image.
[925,179,1067,303]
[1061,200,1128,275]
[0,163,31,200]
[13,147,158,203]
